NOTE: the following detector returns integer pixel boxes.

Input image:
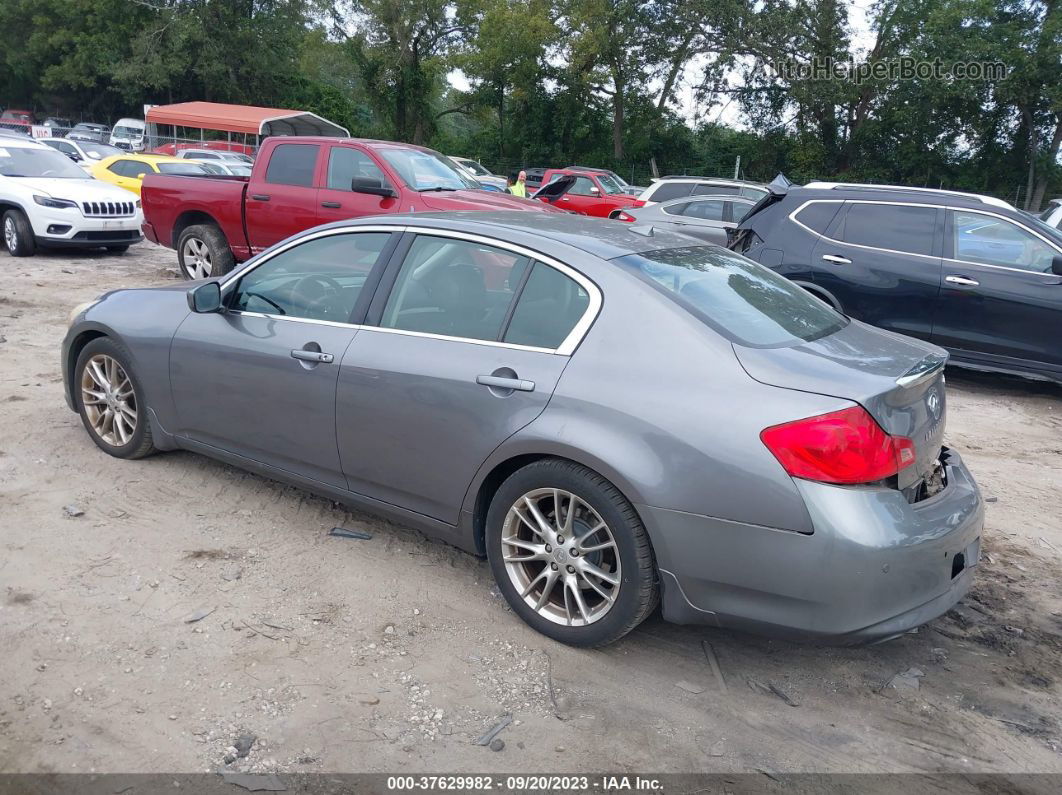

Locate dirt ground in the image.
[1,241,1061,776]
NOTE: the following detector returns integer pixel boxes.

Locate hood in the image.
[15,177,137,204]
[418,189,561,213]
[734,320,949,489]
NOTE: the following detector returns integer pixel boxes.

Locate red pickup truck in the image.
[141,136,560,279]
[532,167,640,218]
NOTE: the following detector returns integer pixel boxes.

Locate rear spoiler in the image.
[726,173,793,250]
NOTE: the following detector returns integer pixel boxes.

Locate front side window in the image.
[380,235,530,341]
[614,246,847,348]
[504,262,590,349]
[327,147,389,191]
[569,177,598,196]
[0,145,90,179]
[231,232,390,322]
[842,203,938,256]
[951,211,1058,273]
[265,144,319,187]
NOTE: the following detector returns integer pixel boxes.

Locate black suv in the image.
[731,182,1062,384]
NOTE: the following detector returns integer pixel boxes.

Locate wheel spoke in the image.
[578,559,619,586]
[566,577,591,624]
[533,568,560,610]
[580,570,613,601]
[520,497,554,540]
[87,360,108,389]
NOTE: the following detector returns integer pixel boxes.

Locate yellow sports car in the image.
[90,154,211,196]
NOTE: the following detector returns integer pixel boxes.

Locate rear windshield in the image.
[614,246,847,348]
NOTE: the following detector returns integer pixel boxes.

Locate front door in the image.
[245,142,322,253]
[336,233,594,524]
[316,143,400,224]
[169,229,395,487]
[932,209,1062,375]
[810,201,943,340]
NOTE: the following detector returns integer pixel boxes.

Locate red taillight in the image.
[760,406,915,485]
[614,211,635,222]
[631,199,646,208]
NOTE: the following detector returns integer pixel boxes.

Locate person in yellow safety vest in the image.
[510,170,527,198]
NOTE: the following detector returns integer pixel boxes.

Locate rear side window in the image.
[793,201,842,234]
[647,182,694,203]
[614,246,847,348]
[504,262,590,349]
[265,144,319,187]
[841,203,938,256]
[692,183,738,196]
[681,199,725,221]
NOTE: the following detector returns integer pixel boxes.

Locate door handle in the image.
[560,197,571,202]
[321,201,341,209]
[821,254,852,265]
[291,349,334,364]
[476,374,535,392]
[945,275,980,287]
[251,194,271,202]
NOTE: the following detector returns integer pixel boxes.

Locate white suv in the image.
[0,137,144,256]
[636,177,769,206]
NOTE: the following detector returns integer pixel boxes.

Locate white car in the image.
[40,138,123,172]
[175,148,254,165]
[449,156,508,191]
[0,137,144,256]
[636,176,770,206]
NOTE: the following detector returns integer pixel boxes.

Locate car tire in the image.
[486,459,658,647]
[177,224,234,281]
[3,209,36,257]
[74,337,156,460]
[106,244,129,253]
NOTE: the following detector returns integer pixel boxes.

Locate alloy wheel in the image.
[80,354,137,447]
[3,217,16,252]
[182,237,212,279]
[501,488,622,626]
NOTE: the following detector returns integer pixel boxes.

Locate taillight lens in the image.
[631,199,646,208]
[760,406,916,485]
[614,211,635,222]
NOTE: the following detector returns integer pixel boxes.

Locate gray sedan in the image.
[62,213,983,647]
[617,194,756,244]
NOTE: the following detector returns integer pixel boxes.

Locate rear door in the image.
[931,209,1062,375]
[245,142,322,253]
[316,143,400,224]
[810,201,943,340]
[670,197,731,244]
[336,231,597,524]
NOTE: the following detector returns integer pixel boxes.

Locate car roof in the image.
[0,135,47,148]
[652,176,764,186]
[803,181,1013,209]
[785,184,1016,211]
[319,211,710,260]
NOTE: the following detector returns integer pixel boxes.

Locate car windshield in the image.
[378,148,478,191]
[0,145,91,179]
[597,174,626,194]
[157,162,210,175]
[113,125,143,137]
[460,159,490,176]
[230,165,252,176]
[80,142,121,159]
[614,246,848,348]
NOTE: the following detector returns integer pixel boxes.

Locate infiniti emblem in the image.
[554,548,569,564]
[926,388,941,420]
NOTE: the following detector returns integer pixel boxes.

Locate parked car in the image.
[566,165,646,194]
[109,118,146,151]
[450,156,507,191]
[730,181,1062,384]
[613,194,756,244]
[0,136,143,256]
[154,141,255,158]
[1039,198,1062,230]
[0,109,36,134]
[42,117,72,132]
[192,160,252,177]
[67,123,111,143]
[140,136,561,280]
[41,138,122,170]
[636,176,769,207]
[533,168,640,218]
[519,167,548,191]
[90,154,212,196]
[174,148,254,165]
[63,212,983,646]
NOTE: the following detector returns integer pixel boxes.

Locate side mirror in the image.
[589,186,600,194]
[69,153,82,162]
[1052,254,1062,277]
[351,176,396,198]
[187,281,222,311]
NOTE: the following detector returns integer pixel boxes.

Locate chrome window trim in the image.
[788,199,1062,277]
[217,223,602,356]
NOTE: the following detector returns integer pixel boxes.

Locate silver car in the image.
[617,194,756,245]
[62,213,983,647]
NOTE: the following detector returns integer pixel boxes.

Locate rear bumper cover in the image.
[642,448,983,643]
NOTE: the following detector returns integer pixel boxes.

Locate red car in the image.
[533,168,640,218]
[141,136,562,279]
[0,109,35,134]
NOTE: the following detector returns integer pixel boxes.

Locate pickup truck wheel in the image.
[3,209,36,257]
[177,224,234,280]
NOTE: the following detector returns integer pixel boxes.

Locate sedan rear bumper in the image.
[642,447,984,643]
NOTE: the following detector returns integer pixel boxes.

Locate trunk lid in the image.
[734,320,948,490]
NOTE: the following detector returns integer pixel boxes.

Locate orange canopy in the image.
[145,101,348,137]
